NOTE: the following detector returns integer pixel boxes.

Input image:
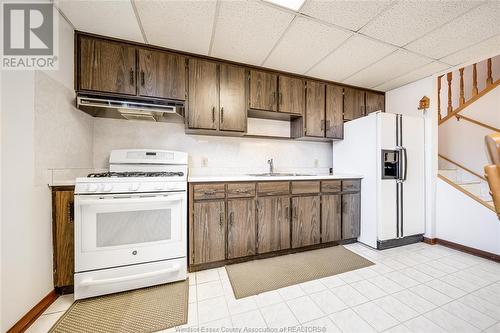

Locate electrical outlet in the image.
[314,159,319,168]
[202,157,208,167]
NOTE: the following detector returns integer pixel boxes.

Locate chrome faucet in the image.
[267,158,274,174]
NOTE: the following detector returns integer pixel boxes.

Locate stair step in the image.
[455,180,481,185]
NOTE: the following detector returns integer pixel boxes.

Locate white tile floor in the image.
[26,242,500,333]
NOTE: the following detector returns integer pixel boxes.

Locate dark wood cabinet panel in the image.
[249,70,278,112]
[52,189,74,288]
[188,59,219,130]
[79,37,137,95]
[326,85,344,138]
[291,181,320,194]
[138,49,186,100]
[365,91,385,114]
[305,80,325,137]
[322,195,341,243]
[344,88,365,121]
[227,183,255,198]
[192,200,226,264]
[342,193,361,239]
[279,75,305,115]
[227,199,256,259]
[257,182,290,196]
[257,196,291,253]
[220,64,247,132]
[291,196,320,248]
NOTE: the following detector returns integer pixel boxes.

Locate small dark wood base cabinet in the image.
[188,179,361,271]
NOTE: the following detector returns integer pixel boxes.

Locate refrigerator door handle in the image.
[402,147,408,181]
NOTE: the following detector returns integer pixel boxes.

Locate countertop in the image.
[187,173,363,183]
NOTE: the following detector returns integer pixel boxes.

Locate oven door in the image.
[75,192,186,272]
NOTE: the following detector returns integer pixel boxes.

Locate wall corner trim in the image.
[7,290,57,333]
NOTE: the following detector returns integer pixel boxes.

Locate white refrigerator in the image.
[333,112,425,249]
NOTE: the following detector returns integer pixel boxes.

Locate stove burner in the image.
[87,171,184,178]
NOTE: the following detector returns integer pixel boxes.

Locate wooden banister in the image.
[447,72,453,115]
[487,58,493,86]
[472,63,478,96]
[455,114,500,133]
[437,75,442,121]
[484,133,500,218]
[439,154,486,181]
[459,68,465,106]
[438,174,496,213]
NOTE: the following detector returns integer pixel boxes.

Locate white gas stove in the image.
[74,149,188,300]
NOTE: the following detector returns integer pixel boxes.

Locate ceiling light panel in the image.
[211,1,294,65]
[373,61,449,91]
[360,1,480,47]
[264,17,351,74]
[57,0,144,42]
[405,2,500,59]
[343,49,431,88]
[300,0,391,31]
[264,0,306,11]
[307,35,396,82]
[134,0,217,55]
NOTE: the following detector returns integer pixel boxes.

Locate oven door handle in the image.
[79,264,181,287]
[77,195,183,206]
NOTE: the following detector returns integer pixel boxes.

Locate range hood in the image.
[76,94,185,123]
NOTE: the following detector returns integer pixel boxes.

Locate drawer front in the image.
[291,181,320,194]
[342,180,361,192]
[257,182,290,196]
[321,180,341,193]
[227,183,256,198]
[193,184,225,200]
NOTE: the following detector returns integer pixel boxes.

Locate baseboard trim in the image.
[7,290,57,333]
[423,237,500,262]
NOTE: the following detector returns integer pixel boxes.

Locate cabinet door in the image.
[305,80,325,137]
[325,85,343,139]
[249,70,278,111]
[321,195,341,243]
[220,64,247,132]
[256,196,290,253]
[342,193,361,239]
[344,88,365,121]
[79,37,137,95]
[53,190,75,287]
[365,91,385,114]
[279,75,305,115]
[291,196,320,248]
[192,201,226,264]
[227,199,256,259]
[138,49,186,100]
[188,59,219,130]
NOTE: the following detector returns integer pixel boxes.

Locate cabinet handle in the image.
[326,120,331,130]
[293,206,297,219]
[129,69,134,85]
[68,201,74,224]
[272,91,276,104]
[219,211,224,228]
[212,107,215,123]
[229,212,234,226]
[220,107,224,123]
[320,119,325,130]
[285,206,289,220]
[204,190,216,196]
[140,71,145,86]
[279,92,283,105]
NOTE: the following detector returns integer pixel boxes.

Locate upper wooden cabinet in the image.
[279,75,305,115]
[138,49,186,100]
[79,37,137,95]
[249,70,278,111]
[188,59,219,130]
[366,91,385,114]
[344,88,365,121]
[305,80,325,137]
[325,85,344,139]
[219,64,247,132]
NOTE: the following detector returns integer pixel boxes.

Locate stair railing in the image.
[485,133,500,219]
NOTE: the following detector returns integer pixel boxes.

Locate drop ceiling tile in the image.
[405,2,500,59]
[134,0,217,55]
[440,34,500,66]
[263,17,351,74]
[300,0,392,31]
[57,0,143,42]
[211,1,294,65]
[373,61,449,91]
[360,1,481,47]
[307,35,397,82]
[342,49,431,88]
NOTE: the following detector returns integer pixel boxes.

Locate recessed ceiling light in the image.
[264,0,306,11]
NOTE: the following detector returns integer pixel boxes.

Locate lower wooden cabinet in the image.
[256,196,291,254]
[191,200,226,265]
[227,198,256,259]
[342,193,361,239]
[321,194,341,242]
[291,196,320,248]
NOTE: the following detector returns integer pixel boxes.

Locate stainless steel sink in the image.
[247,172,316,177]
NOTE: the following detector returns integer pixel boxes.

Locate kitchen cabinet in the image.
[342,192,361,239]
[321,195,341,242]
[191,200,226,265]
[256,196,291,253]
[291,196,320,248]
[187,59,219,130]
[305,81,325,137]
[366,91,385,114]
[52,187,75,290]
[249,70,278,112]
[227,198,256,259]
[279,75,305,115]
[219,64,247,132]
[325,85,344,139]
[344,88,365,121]
[79,37,137,95]
[138,49,186,100]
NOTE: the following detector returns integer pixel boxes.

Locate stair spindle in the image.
[472,63,479,96]
[447,72,453,114]
[487,58,493,86]
[437,75,442,120]
[459,68,465,106]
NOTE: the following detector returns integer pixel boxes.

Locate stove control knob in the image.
[88,184,99,192]
[102,184,113,192]
[129,183,140,191]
